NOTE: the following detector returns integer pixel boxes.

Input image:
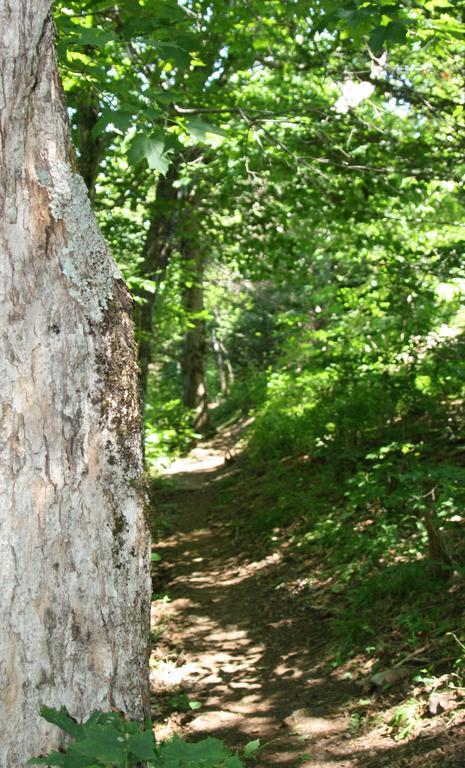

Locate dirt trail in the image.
[149,427,464,768]
[150,426,358,768]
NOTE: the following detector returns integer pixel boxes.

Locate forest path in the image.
[148,426,436,768]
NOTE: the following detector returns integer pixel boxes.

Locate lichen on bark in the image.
[0,5,151,766]
[38,159,122,323]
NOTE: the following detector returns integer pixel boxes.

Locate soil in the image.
[149,425,465,768]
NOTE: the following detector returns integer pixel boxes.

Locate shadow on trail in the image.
[150,441,465,768]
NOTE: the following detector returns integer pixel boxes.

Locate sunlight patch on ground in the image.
[149,659,200,690]
[164,448,226,477]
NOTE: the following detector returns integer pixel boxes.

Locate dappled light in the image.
[8,1,465,765]
[150,422,465,767]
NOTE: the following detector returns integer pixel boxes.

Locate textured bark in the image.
[0,5,150,765]
[181,244,211,436]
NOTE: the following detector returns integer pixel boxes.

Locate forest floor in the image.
[149,424,465,768]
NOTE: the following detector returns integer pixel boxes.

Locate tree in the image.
[0,3,150,765]
[180,226,211,436]
[136,163,181,411]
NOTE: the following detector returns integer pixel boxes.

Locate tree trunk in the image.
[0,5,150,765]
[211,316,234,398]
[181,244,211,436]
[212,327,229,396]
[136,165,179,409]
[74,88,111,202]
[423,491,452,580]
[74,88,108,201]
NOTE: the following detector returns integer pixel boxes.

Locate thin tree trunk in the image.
[181,244,211,435]
[136,165,179,409]
[74,88,107,200]
[211,327,234,397]
[211,310,234,397]
[0,6,150,765]
[212,327,229,396]
[424,490,452,580]
[223,342,235,389]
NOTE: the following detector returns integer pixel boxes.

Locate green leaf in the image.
[127,276,157,294]
[28,753,95,767]
[369,25,386,51]
[425,0,451,9]
[69,725,127,765]
[128,133,172,175]
[185,118,226,144]
[244,739,261,758]
[160,735,230,768]
[128,729,157,760]
[384,20,407,44]
[172,176,192,189]
[224,756,246,768]
[154,41,191,68]
[92,109,133,137]
[252,37,269,50]
[38,706,83,738]
[76,26,113,49]
[56,19,113,50]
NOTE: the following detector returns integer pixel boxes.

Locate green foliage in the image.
[145,395,197,469]
[128,134,173,175]
[331,561,451,651]
[54,0,465,456]
[389,699,422,741]
[29,708,246,768]
[55,0,465,684]
[166,693,202,714]
[29,707,155,767]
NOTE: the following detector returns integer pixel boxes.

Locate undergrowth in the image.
[216,338,465,671]
[30,707,261,768]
